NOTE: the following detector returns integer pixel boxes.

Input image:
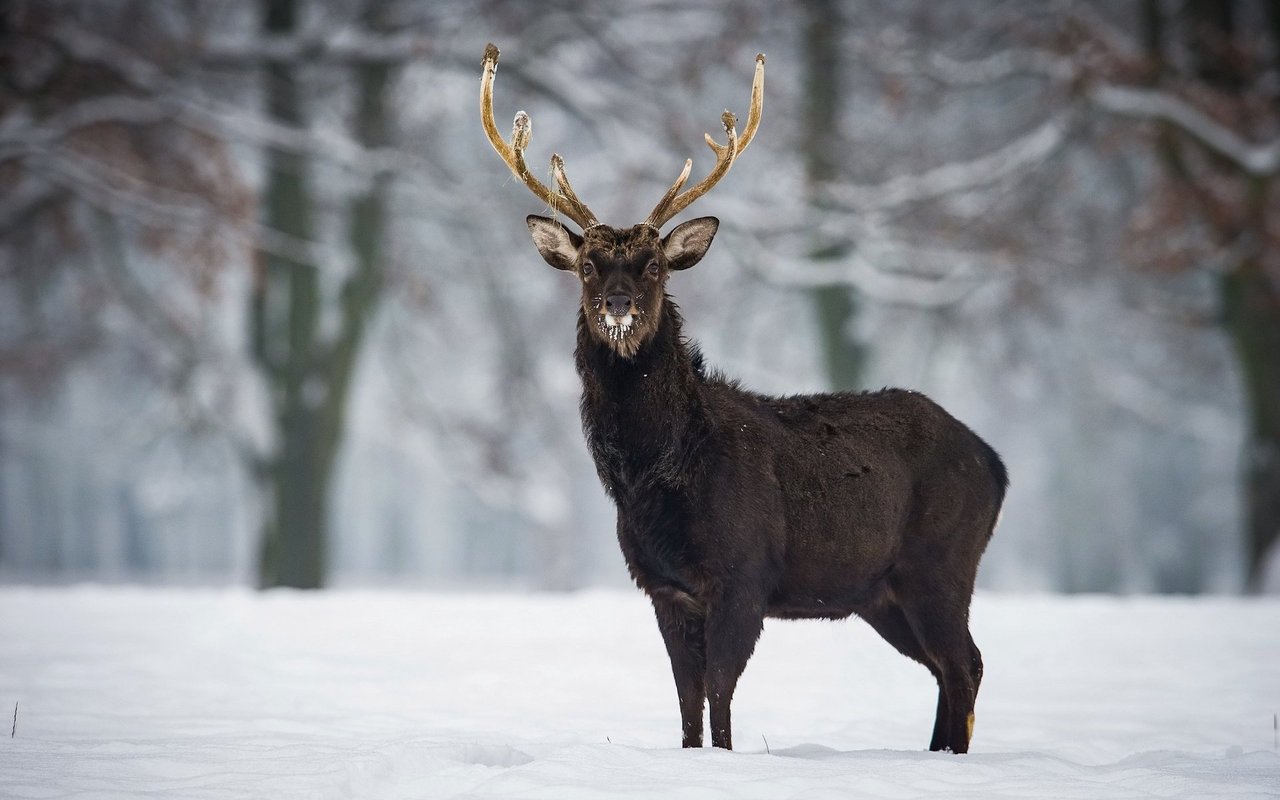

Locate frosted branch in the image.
[822,114,1072,212]
[851,20,1280,179]
[736,223,1018,309]
[852,34,1074,87]
[1089,85,1280,177]
[753,250,989,308]
[35,22,443,184]
[917,48,1075,85]
[26,142,338,274]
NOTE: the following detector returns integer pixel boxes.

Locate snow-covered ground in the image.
[1,588,1277,798]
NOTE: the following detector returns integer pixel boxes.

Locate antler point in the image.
[511,111,531,150]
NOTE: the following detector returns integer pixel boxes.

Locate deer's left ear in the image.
[527,215,583,271]
[663,217,719,271]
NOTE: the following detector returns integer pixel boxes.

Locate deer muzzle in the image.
[605,294,634,316]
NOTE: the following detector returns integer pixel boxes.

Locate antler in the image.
[645,53,765,230]
[480,43,600,230]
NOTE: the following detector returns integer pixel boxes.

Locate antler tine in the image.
[642,158,693,229]
[551,154,599,228]
[480,43,598,230]
[738,54,767,155]
[645,112,739,228]
[645,53,765,230]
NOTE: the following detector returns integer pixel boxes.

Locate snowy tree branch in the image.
[734,224,1017,309]
[1089,85,1280,177]
[33,22,447,186]
[873,46,1076,86]
[820,114,1074,212]
[854,30,1280,179]
[24,141,339,273]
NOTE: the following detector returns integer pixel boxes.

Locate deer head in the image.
[480,43,764,358]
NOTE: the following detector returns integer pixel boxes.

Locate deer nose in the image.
[605,294,633,316]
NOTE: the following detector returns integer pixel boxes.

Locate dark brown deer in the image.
[480,43,1007,753]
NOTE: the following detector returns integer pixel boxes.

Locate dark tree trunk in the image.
[1222,261,1280,588]
[254,0,325,588]
[1143,0,1280,587]
[801,0,864,390]
[252,0,392,588]
[1188,0,1280,588]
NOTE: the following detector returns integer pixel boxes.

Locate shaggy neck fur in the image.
[574,299,710,502]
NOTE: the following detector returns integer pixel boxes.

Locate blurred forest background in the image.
[1,0,1277,593]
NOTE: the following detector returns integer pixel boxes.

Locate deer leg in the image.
[703,592,764,750]
[899,597,981,754]
[859,602,949,751]
[936,629,983,752]
[961,632,984,747]
[652,592,707,748]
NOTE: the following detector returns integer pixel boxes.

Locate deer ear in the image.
[662,217,718,270]
[527,215,582,271]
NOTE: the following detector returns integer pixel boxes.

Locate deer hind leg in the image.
[933,630,982,754]
[860,601,951,751]
[652,591,708,748]
[897,593,982,754]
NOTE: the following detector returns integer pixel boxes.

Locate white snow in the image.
[1,588,1277,798]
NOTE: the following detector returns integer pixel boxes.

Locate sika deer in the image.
[480,43,1007,753]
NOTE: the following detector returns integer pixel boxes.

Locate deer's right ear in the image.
[527,215,583,271]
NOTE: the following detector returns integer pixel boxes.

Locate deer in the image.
[479,43,1008,753]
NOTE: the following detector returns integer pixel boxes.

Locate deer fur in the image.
[527,215,1008,753]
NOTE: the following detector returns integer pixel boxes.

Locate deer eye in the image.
[581,261,595,278]
[645,260,660,278]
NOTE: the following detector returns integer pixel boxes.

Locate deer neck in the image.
[575,300,706,491]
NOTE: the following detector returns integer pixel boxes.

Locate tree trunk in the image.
[254,0,325,588]
[1143,0,1280,588]
[253,0,393,589]
[1222,261,1280,589]
[801,0,864,390]
[1183,0,1280,587]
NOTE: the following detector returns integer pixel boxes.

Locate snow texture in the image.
[1,588,1277,798]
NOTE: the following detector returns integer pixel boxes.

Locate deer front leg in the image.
[652,590,707,748]
[703,591,765,750]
